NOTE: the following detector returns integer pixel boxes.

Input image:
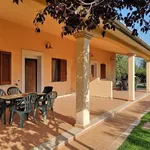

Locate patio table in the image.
[0,93,47,124]
[0,93,46,101]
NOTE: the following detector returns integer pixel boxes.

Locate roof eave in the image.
[114,20,150,52]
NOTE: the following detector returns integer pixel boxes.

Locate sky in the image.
[138,31,150,45]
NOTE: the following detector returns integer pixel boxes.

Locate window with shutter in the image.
[0,51,11,85]
[52,58,67,82]
[60,59,67,82]
[52,59,60,82]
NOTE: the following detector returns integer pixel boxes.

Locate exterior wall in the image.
[91,48,116,82]
[0,19,75,95]
[0,18,116,95]
[71,48,116,90]
[90,78,113,99]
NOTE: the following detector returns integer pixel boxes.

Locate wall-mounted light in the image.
[110,55,115,61]
[90,52,94,58]
[45,42,52,49]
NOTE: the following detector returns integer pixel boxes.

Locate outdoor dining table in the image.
[0,93,46,101]
[0,92,47,124]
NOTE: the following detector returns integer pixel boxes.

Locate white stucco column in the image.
[146,60,150,92]
[111,54,116,86]
[128,53,136,101]
[74,32,92,128]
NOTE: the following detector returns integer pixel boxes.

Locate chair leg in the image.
[43,112,47,122]
[0,109,3,119]
[9,109,15,125]
[25,113,29,120]
[42,107,47,122]
[33,107,37,121]
[4,108,6,125]
[51,107,55,120]
[33,102,38,121]
[20,114,24,128]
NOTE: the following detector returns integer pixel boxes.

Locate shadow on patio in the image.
[101,97,150,147]
[0,109,74,150]
[0,90,146,150]
[57,95,150,150]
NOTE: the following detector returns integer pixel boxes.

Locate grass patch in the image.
[118,112,150,150]
[115,83,146,89]
[137,85,146,89]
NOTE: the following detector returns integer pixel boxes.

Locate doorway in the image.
[90,61,98,79]
[101,64,106,79]
[25,59,37,93]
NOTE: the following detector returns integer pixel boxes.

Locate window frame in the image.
[90,61,98,78]
[51,58,67,82]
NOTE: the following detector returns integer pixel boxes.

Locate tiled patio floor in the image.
[113,89,146,100]
[59,92,150,150]
[0,90,146,150]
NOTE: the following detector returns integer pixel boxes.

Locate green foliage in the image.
[116,54,128,80]
[116,55,146,83]
[118,112,150,150]
[136,59,146,82]
[136,67,146,76]
[140,59,146,68]
[12,0,150,37]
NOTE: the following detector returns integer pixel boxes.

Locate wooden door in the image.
[101,64,106,79]
[91,65,95,77]
[25,59,37,93]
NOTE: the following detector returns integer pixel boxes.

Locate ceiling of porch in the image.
[0,0,150,59]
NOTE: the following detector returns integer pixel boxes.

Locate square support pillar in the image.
[74,32,92,128]
[146,60,150,92]
[128,53,136,101]
[111,54,116,86]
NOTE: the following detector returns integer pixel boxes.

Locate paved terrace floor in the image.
[0,90,146,150]
[60,91,150,150]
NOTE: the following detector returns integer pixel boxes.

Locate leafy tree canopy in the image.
[136,59,146,82]
[140,58,146,68]
[116,54,128,80]
[12,0,150,37]
[116,55,146,82]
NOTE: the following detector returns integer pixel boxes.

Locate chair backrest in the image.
[0,89,6,104]
[44,91,57,109]
[7,87,22,95]
[42,86,53,94]
[30,93,38,104]
[22,93,38,112]
[0,89,6,96]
